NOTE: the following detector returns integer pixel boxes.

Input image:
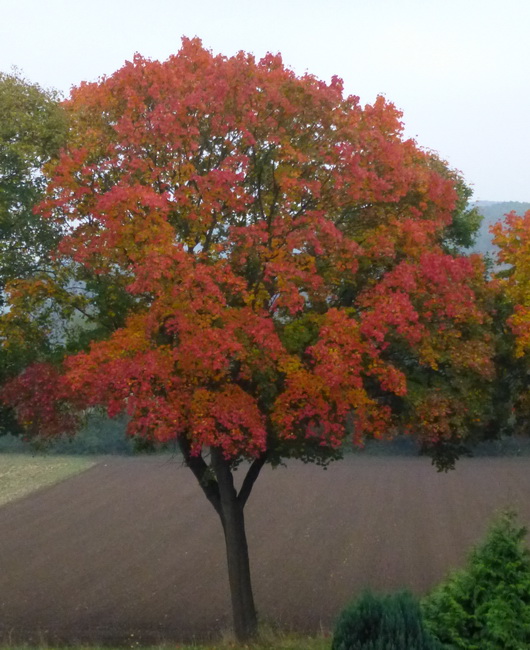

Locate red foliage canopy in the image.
[1,39,494,464]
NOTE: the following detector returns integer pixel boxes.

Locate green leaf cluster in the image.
[426,154,483,253]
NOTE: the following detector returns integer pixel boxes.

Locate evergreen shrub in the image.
[423,510,530,649]
[332,590,441,649]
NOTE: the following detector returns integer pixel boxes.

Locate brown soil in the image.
[1,455,530,644]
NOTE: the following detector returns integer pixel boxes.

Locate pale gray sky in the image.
[2,0,528,201]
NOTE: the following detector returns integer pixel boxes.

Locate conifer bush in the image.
[332,590,441,650]
[423,510,530,649]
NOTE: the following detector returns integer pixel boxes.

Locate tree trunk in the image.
[211,448,258,641]
[178,438,266,642]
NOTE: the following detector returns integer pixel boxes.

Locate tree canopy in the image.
[1,40,494,459]
[0,39,497,639]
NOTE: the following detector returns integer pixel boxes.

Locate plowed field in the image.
[1,455,530,644]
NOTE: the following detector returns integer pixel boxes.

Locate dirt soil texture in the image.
[2,454,530,644]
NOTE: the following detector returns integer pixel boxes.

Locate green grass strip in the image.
[0,454,96,506]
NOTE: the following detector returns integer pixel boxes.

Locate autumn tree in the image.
[490,210,530,430]
[492,211,530,355]
[0,40,495,640]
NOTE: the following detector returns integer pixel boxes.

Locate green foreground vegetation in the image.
[0,454,95,506]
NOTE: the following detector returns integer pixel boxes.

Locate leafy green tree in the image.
[0,70,67,433]
[0,70,67,301]
[423,511,530,649]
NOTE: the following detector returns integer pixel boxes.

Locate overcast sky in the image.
[1,0,528,202]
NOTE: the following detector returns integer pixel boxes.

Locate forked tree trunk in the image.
[212,450,258,640]
[179,439,266,642]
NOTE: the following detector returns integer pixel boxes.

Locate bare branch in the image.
[237,452,268,508]
[178,437,222,517]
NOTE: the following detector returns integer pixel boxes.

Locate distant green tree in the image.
[423,511,530,649]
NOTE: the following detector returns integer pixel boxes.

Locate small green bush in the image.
[423,510,530,649]
[332,590,441,650]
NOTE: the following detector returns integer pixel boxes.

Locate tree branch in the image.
[178,437,222,517]
[237,452,268,508]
